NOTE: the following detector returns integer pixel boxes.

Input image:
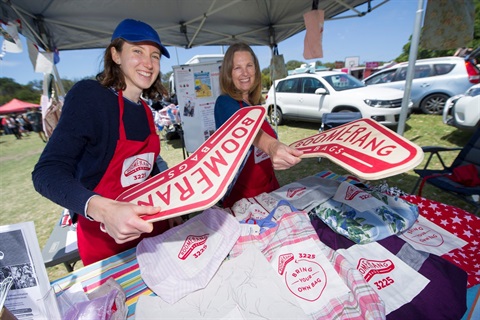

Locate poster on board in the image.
[173,60,222,153]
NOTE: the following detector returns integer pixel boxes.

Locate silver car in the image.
[363,57,480,114]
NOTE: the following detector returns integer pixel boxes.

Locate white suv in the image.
[363,56,480,114]
[264,71,411,127]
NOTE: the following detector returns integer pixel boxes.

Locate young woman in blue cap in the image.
[32,19,179,265]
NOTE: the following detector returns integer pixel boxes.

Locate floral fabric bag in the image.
[311,181,419,244]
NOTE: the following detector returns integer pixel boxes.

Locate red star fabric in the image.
[402,195,480,288]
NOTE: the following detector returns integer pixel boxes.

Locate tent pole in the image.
[52,65,66,97]
[396,0,425,136]
[270,45,279,135]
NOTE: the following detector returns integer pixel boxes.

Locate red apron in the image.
[77,91,169,265]
[222,101,280,208]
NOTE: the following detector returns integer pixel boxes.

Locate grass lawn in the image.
[0,113,475,281]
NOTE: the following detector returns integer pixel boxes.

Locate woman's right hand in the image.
[86,196,161,244]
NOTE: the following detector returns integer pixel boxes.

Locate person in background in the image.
[16,114,30,137]
[214,42,303,208]
[5,115,21,139]
[26,108,47,142]
[1,116,11,135]
[32,19,181,265]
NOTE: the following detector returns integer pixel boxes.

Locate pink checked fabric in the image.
[230,209,386,320]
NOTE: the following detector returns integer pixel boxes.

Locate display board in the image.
[173,60,222,153]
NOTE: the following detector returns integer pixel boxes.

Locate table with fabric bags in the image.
[50,170,480,320]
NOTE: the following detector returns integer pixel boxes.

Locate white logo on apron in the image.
[121,152,155,187]
[254,146,270,164]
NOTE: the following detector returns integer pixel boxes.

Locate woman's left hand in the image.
[168,216,185,228]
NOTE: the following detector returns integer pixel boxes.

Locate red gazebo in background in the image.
[0,99,40,115]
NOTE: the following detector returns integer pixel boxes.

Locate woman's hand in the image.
[253,129,303,170]
[87,196,161,244]
[267,139,303,170]
[168,216,185,228]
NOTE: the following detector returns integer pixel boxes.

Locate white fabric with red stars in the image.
[401,194,480,288]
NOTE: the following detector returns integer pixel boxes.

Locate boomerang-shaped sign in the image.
[289,118,424,180]
[116,106,266,222]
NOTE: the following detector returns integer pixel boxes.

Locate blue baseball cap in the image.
[112,19,170,58]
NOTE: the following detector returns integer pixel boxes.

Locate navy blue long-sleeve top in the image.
[32,80,156,221]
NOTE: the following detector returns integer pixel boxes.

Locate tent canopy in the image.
[0,99,40,115]
[0,0,386,51]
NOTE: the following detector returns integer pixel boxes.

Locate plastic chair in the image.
[320,112,362,131]
[318,112,362,162]
[410,127,480,215]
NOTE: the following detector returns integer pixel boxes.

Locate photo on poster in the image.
[203,129,215,140]
[183,99,195,117]
[194,71,212,98]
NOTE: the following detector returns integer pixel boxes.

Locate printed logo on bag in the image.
[402,223,444,247]
[344,185,372,201]
[278,253,294,275]
[178,234,209,260]
[286,187,307,198]
[289,118,424,180]
[357,258,394,281]
[283,258,327,302]
[124,158,152,176]
[247,205,268,220]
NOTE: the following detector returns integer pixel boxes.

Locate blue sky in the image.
[1,0,423,85]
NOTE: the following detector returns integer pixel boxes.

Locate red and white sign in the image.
[116,106,266,222]
[289,118,424,180]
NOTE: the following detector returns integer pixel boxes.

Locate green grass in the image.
[0,113,474,281]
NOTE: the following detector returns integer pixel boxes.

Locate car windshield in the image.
[322,74,366,91]
[466,86,480,97]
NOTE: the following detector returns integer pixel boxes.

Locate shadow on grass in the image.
[441,129,474,145]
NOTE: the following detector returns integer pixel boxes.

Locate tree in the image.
[162,71,172,91]
[285,60,304,71]
[0,77,41,105]
[396,0,480,62]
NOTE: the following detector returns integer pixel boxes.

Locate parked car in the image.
[363,57,480,115]
[443,83,480,131]
[263,71,412,127]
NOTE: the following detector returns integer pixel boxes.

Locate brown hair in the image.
[219,42,263,105]
[96,38,167,100]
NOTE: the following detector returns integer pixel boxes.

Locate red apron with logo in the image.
[222,101,280,208]
[77,91,169,265]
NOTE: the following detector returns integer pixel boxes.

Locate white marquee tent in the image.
[1,0,474,135]
[0,0,387,51]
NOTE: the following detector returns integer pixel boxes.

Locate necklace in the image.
[110,87,141,105]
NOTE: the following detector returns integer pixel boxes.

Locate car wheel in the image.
[335,108,358,113]
[269,106,283,125]
[420,93,449,115]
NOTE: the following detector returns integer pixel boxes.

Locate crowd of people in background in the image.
[0,108,47,142]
